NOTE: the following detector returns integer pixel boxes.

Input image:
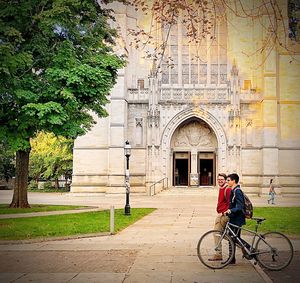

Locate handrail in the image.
[149,177,168,196]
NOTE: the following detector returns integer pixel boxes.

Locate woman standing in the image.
[268,179,276,205]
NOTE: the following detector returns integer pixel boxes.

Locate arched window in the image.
[161,15,227,86]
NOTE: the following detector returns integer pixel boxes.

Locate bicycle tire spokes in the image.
[255,232,294,271]
[197,230,235,269]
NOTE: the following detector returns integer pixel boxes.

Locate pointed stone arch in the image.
[160,107,227,182]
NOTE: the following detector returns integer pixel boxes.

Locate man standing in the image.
[208,173,231,261]
[225,173,250,264]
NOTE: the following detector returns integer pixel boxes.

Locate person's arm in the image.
[229,189,244,214]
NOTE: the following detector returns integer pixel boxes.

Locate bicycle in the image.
[197,217,294,270]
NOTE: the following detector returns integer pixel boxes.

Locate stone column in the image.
[261,48,279,195]
[190,148,198,186]
[106,68,127,193]
[146,63,161,192]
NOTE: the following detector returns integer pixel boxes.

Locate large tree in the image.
[0,0,125,207]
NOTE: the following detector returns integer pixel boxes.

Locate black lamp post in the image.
[124,140,131,215]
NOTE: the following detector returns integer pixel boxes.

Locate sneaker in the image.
[222,258,236,264]
[208,255,223,261]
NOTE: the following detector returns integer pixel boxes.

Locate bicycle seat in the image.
[251,217,266,223]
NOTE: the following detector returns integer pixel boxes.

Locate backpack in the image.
[233,188,253,219]
[242,192,253,219]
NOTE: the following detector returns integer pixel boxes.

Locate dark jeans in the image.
[230,226,251,262]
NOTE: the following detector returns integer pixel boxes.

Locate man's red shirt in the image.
[217,184,231,213]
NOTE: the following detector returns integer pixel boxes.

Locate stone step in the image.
[159,186,218,195]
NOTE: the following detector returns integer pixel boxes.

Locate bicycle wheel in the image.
[197,230,235,269]
[255,232,294,270]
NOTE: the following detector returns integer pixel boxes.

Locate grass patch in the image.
[0,204,86,215]
[0,208,156,240]
[245,207,300,236]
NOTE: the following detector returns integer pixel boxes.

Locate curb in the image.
[251,260,273,283]
[0,232,112,245]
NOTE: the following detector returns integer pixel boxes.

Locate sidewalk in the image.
[0,206,101,219]
[0,189,299,283]
[263,251,300,283]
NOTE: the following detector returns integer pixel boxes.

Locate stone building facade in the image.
[71,1,300,195]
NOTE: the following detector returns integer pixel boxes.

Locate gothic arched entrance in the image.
[160,107,227,188]
[171,118,218,186]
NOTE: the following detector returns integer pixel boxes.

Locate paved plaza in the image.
[0,189,299,282]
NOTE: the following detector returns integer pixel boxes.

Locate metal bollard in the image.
[110,206,114,234]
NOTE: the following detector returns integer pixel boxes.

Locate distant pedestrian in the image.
[267,179,276,205]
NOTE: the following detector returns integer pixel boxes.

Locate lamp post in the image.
[124,140,131,215]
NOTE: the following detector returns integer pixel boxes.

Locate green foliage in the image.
[28,187,70,192]
[0,140,15,182]
[0,208,156,240]
[0,0,125,152]
[29,132,73,182]
[43,181,53,190]
[27,180,38,190]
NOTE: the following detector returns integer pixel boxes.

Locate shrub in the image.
[28,180,38,190]
[43,181,53,190]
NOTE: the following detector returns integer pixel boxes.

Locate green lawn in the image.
[245,207,300,236]
[0,208,156,240]
[0,204,86,214]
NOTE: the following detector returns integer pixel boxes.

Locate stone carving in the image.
[135,117,143,127]
[172,121,215,148]
[173,128,189,146]
[135,118,143,145]
[147,108,160,127]
[186,122,202,146]
[245,119,253,146]
[246,119,252,127]
[160,87,229,102]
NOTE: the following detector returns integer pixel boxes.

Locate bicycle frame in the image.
[216,221,274,258]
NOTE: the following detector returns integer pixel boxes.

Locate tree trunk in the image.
[10,149,31,208]
[54,178,59,189]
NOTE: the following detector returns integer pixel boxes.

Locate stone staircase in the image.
[159,186,218,196]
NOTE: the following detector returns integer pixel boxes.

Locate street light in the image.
[124,140,131,215]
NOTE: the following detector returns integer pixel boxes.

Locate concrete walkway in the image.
[0,207,101,219]
[0,189,299,283]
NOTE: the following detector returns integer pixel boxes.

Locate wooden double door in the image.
[173,151,215,186]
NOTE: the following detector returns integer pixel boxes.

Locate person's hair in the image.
[227,173,239,184]
[218,173,227,180]
[270,179,273,183]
